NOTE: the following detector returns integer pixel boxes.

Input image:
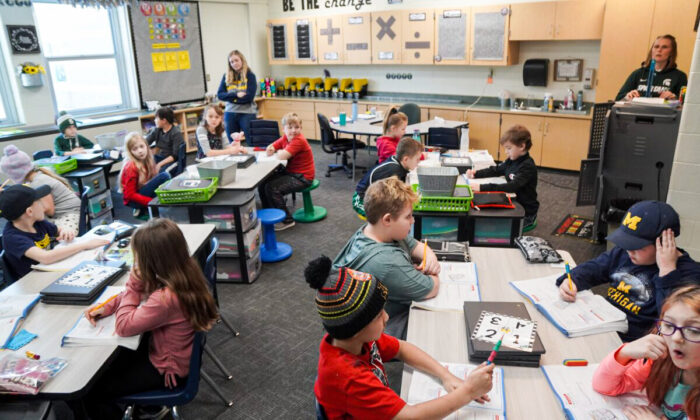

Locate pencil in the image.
[565,261,573,291]
[90,294,119,314]
[486,333,506,365]
[420,239,427,270]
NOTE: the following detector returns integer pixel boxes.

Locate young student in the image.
[467,124,539,231]
[1,144,81,235]
[146,107,184,173]
[0,184,109,279]
[592,285,700,420]
[119,132,171,219]
[259,112,315,231]
[195,104,247,159]
[353,137,422,218]
[217,50,258,144]
[81,218,218,419]
[376,107,408,164]
[334,177,440,339]
[54,111,95,156]
[557,201,700,342]
[306,256,495,420]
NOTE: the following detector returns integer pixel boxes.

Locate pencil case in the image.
[471,192,515,209]
[515,236,562,263]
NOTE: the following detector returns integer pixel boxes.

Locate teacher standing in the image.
[217,50,258,145]
[615,34,687,101]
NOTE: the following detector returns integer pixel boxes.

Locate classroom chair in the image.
[248,119,280,147]
[398,103,421,125]
[32,150,52,160]
[0,250,18,286]
[315,398,328,420]
[204,237,240,338]
[0,401,52,420]
[78,186,91,236]
[257,209,292,263]
[117,332,233,419]
[318,113,365,178]
[292,179,327,223]
[165,142,187,177]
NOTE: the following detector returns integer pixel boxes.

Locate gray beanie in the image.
[0,145,34,184]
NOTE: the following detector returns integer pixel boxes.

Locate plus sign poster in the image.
[128,0,206,106]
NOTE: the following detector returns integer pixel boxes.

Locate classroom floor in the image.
[14,143,605,419]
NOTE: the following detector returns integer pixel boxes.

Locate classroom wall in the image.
[668,31,700,260]
[265,0,599,101]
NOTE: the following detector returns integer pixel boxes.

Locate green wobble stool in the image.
[293,179,327,223]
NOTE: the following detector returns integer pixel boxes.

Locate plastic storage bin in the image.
[36,157,78,175]
[78,170,107,197]
[216,250,262,283]
[95,131,127,150]
[197,160,237,186]
[216,220,262,257]
[203,196,257,232]
[88,190,113,218]
[417,167,459,196]
[90,210,114,226]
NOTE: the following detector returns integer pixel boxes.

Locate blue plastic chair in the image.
[315,398,328,420]
[117,332,232,419]
[32,150,52,160]
[0,250,18,287]
[204,237,239,337]
[256,209,292,263]
[165,142,187,177]
[248,119,280,147]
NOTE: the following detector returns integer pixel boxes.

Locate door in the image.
[401,9,434,65]
[291,17,318,64]
[317,15,343,64]
[499,114,544,165]
[470,5,516,66]
[541,118,590,171]
[466,111,501,159]
[343,13,372,64]
[554,0,605,40]
[509,2,555,41]
[435,7,469,65]
[267,19,292,65]
[371,10,402,64]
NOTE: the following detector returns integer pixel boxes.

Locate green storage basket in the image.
[413,184,473,213]
[35,157,78,175]
[155,177,219,204]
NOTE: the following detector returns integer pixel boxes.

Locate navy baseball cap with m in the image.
[607,200,680,251]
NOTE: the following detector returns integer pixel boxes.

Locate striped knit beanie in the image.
[56,111,76,133]
[305,256,388,339]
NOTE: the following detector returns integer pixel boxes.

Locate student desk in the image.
[400,247,622,418]
[0,224,214,398]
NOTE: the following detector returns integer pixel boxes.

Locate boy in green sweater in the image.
[54,112,94,156]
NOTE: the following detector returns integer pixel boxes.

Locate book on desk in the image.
[0,294,40,348]
[412,262,480,312]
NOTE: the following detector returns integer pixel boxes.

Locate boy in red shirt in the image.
[260,113,316,230]
[306,256,494,420]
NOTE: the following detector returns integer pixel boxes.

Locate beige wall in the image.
[668,31,700,260]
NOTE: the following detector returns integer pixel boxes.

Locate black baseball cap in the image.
[606,200,680,251]
[0,184,51,221]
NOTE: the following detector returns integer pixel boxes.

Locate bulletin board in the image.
[128,0,206,107]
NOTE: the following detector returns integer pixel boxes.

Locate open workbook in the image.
[407,362,506,420]
[412,262,480,311]
[0,294,40,348]
[542,364,654,420]
[62,286,140,350]
[510,275,628,337]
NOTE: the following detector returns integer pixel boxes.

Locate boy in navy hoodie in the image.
[556,201,700,341]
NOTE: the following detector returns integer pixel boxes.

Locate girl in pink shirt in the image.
[80,218,218,419]
[376,107,408,164]
[592,285,700,420]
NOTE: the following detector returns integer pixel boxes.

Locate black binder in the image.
[463,301,545,367]
[426,240,470,262]
[40,260,125,305]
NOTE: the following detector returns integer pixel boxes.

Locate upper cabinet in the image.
[267,18,292,65]
[510,0,605,41]
[647,0,697,76]
[371,10,402,64]
[317,16,344,64]
[291,18,318,65]
[343,13,372,65]
[434,7,470,65]
[401,9,435,65]
[470,5,518,66]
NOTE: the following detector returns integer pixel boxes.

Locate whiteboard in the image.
[128,0,206,106]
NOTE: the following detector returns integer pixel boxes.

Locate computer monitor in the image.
[427,127,460,150]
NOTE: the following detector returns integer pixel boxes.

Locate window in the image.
[0,45,19,127]
[33,2,138,115]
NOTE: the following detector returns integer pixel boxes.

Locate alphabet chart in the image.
[471,311,537,352]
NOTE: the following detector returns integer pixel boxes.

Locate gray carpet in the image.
[17,143,605,419]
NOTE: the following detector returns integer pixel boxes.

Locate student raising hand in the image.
[614,334,667,365]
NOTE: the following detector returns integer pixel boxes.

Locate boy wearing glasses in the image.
[555,201,700,341]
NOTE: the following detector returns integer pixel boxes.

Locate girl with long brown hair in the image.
[82,218,218,419]
[195,104,247,159]
[376,107,408,164]
[216,50,258,145]
[593,284,700,419]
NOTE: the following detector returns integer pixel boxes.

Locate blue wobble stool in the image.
[257,209,293,263]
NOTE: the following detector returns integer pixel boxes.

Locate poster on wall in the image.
[128,0,206,107]
[6,25,41,54]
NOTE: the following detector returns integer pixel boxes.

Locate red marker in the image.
[563,359,588,366]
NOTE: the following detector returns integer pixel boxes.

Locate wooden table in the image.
[400,247,622,419]
[0,224,214,398]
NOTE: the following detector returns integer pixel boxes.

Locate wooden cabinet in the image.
[371,10,402,64]
[317,16,344,64]
[139,106,205,154]
[261,100,316,140]
[541,118,590,171]
[435,7,470,65]
[290,17,318,64]
[510,0,604,41]
[428,107,465,121]
[470,5,518,66]
[500,114,544,165]
[647,0,697,76]
[401,9,434,65]
[267,19,292,65]
[466,111,501,159]
[343,13,372,64]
